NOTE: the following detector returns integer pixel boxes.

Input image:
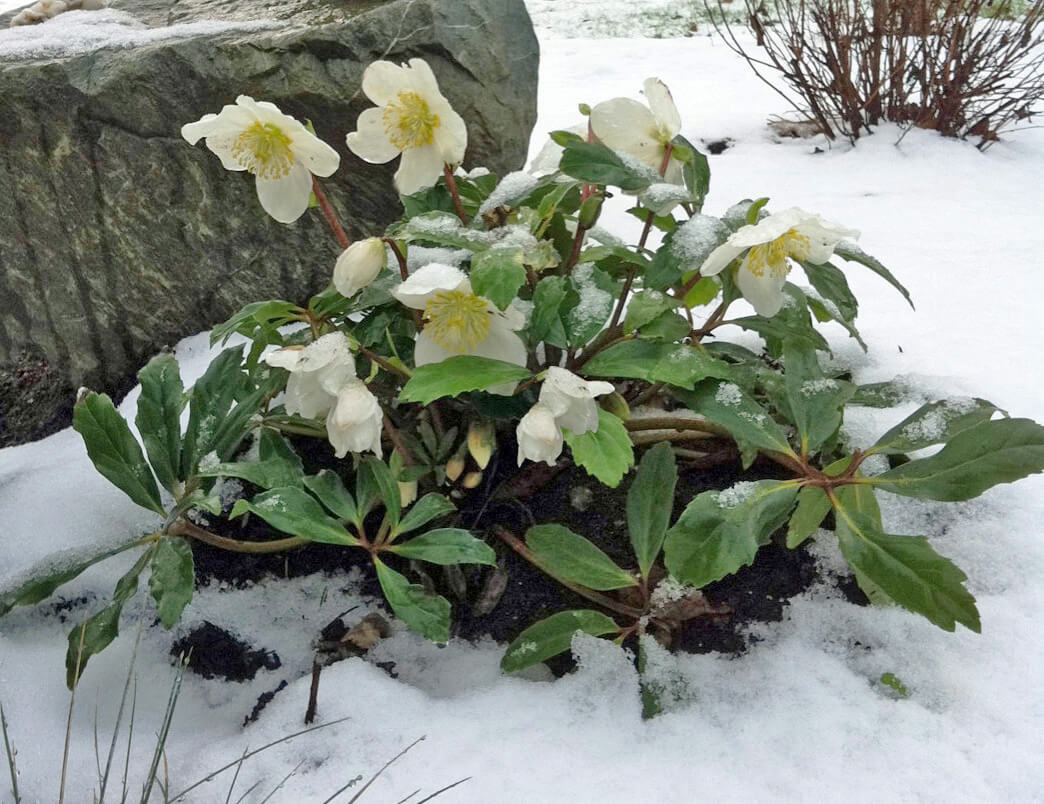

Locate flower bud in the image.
[462,471,484,489]
[334,238,386,298]
[600,391,630,421]
[398,480,418,507]
[445,444,467,482]
[467,420,496,470]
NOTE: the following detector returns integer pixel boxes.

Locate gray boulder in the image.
[0,0,539,444]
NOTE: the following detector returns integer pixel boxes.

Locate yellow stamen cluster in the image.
[745,229,812,277]
[232,122,295,179]
[383,91,439,150]
[424,289,491,353]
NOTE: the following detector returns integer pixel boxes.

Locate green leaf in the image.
[834,242,913,309]
[66,548,150,689]
[501,610,619,672]
[672,134,710,204]
[801,261,858,321]
[564,409,634,488]
[525,524,637,590]
[361,456,401,530]
[470,248,528,310]
[400,211,491,250]
[683,276,720,307]
[148,537,194,629]
[196,431,304,490]
[73,393,165,516]
[834,509,979,632]
[374,559,451,642]
[640,310,691,341]
[208,370,283,464]
[230,487,359,546]
[388,528,496,566]
[304,470,359,525]
[0,538,143,617]
[583,340,733,390]
[787,486,831,548]
[392,493,456,538]
[210,300,301,347]
[782,339,855,455]
[664,480,799,588]
[645,233,685,291]
[731,286,829,353]
[529,275,571,346]
[135,354,184,494]
[565,265,616,347]
[623,290,677,333]
[627,443,678,578]
[559,140,654,191]
[676,379,796,460]
[869,418,1044,501]
[869,398,1000,455]
[850,380,912,408]
[181,348,246,477]
[399,357,532,404]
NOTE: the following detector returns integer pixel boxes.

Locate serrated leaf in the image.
[74,393,165,515]
[399,357,532,404]
[664,480,799,588]
[230,487,359,546]
[135,354,184,494]
[501,610,619,672]
[529,275,571,346]
[470,248,527,310]
[870,418,1044,501]
[623,290,677,333]
[645,233,685,290]
[565,265,616,347]
[392,493,456,538]
[525,524,637,590]
[196,431,304,490]
[180,348,245,477]
[783,339,855,455]
[388,528,496,566]
[564,409,634,487]
[787,486,831,548]
[640,310,691,341]
[148,537,194,629]
[869,398,1000,455]
[628,443,677,578]
[834,242,913,309]
[304,470,359,525]
[675,379,795,459]
[361,456,401,529]
[833,509,979,632]
[374,559,451,642]
[559,140,654,191]
[849,380,911,408]
[584,340,733,390]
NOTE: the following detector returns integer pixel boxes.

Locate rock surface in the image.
[0,0,539,444]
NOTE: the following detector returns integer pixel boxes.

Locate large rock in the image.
[0,0,539,444]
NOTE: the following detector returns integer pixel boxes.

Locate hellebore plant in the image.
[5,59,1044,703]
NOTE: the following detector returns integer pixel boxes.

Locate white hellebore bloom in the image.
[181,96,340,224]
[264,332,356,419]
[392,263,527,394]
[334,237,386,298]
[700,208,859,318]
[516,403,564,467]
[539,367,615,436]
[327,379,383,459]
[590,77,684,187]
[346,58,467,195]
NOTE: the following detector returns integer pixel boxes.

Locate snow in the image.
[2,6,1044,804]
[714,381,743,405]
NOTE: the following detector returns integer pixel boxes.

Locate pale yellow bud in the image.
[445,455,466,483]
[601,391,631,421]
[398,480,418,508]
[467,420,496,469]
[462,471,483,489]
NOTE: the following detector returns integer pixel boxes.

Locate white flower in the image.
[392,263,527,394]
[700,208,859,318]
[334,237,386,298]
[264,332,356,419]
[516,403,564,466]
[327,379,383,459]
[346,58,467,195]
[590,78,684,185]
[181,96,340,224]
[539,367,615,436]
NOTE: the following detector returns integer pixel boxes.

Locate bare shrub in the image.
[715,0,1044,147]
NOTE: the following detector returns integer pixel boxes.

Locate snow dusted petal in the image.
[394,142,444,195]
[278,332,357,418]
[539,367,614,435]
[346,107,400,164]
[392,263,469,309]
[644,77,681,139]
[334,237,386,298]
[328,380,383,459]
[700,241,746,276]
[516,403,564,466]
[255,162,313,224]
[264,345,304,371]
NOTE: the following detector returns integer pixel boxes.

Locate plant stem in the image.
[383,238,410,282]
[443,165,470,225]
[564,220,588,274]
[169,519,309,554]
[359,348,411,379]
[382,414,413,466]
[311,177,350,250]
[628,430,720,446]
[623,416,728,436]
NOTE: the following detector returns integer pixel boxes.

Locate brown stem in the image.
[382,414,413,465]
[564,221,588,275]
[443,164,470,225]
[673,271,704,302]
[607,270,636,333]
[359,348,411,379]
[169,518,309,553]
[691,300,729,342]
[311,176,351,250]
[629,431,720,446]
[493,526,643,619]
[624,416,728,435]
[383,238,410,282]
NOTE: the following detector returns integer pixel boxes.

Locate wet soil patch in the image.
[171,621,281,682]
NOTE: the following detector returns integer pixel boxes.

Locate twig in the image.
[442,165,470,225]
[311,177,351,250]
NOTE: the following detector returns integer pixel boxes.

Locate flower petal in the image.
[255,162,313,223]
[736,255,788,317]
[180,113,219,145]
[393,263,469,309]
[413,331,453,366]
[361,60,410,106]
[346,107,401,164]
[590,97,662,167]
[394,143,444,195]
[644,77,681,139]
[292,132,340,178]
[700,241,746,276]
[516,403,564,466]
[434,105,468,166]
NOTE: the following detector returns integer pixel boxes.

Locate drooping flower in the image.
[538,367,615,436]
[516,403,564,466]
[391,263,527,393]
[700,208,859,318]
[590,77,684,185]
[346,58,467,195]
[327,379,383,459]
[181,96,340,224]
[264,332,356,419]
[334,237,386,298]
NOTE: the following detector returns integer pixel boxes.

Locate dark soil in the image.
[170,621,280,682]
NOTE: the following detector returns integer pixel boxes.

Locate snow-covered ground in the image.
[2,4,1044,803]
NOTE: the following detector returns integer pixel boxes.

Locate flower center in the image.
[232,122,295,180]
[424,290,491,353]
[745,229,811,277]
[383,91,440,150]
